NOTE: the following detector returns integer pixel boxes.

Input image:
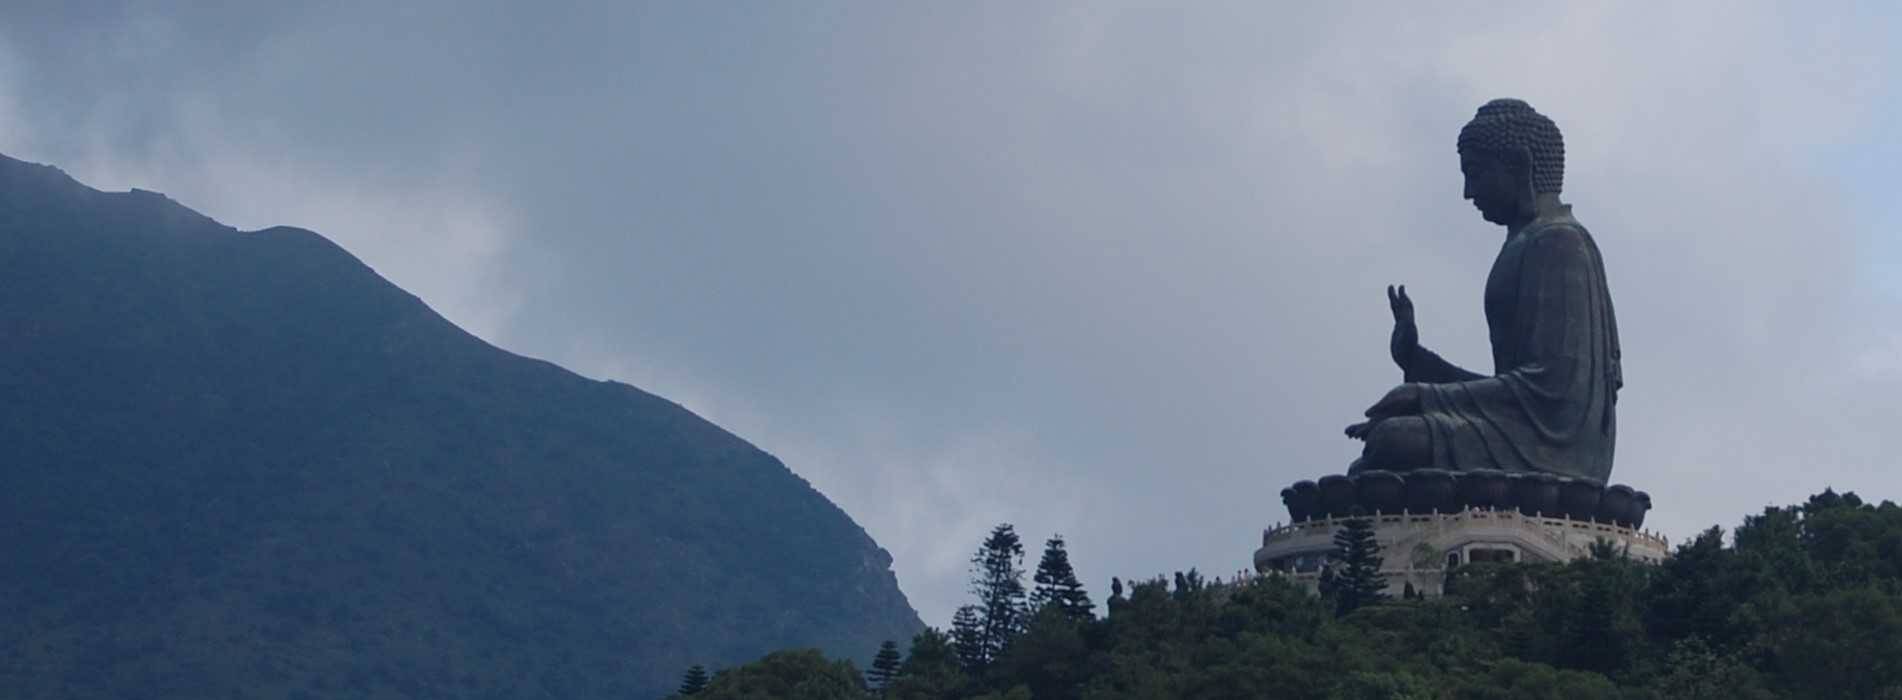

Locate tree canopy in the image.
[677,490,1902,698]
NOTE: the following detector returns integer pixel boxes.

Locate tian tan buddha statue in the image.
[1345,99,1622,485]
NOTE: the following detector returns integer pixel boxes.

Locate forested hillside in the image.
[679,489,1902,699]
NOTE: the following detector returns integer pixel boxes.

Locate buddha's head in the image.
[1457,99,1564,226]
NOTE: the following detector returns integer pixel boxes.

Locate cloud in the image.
[73,131,523,341]
[0,22,524,341]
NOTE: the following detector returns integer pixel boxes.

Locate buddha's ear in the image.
[1501,146,1534,181]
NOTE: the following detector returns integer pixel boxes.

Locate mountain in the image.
[0,153,923,698]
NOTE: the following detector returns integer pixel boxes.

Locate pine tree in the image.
[968,523,1028,666]
[866,640,903,690]
[951,605,985,672]
[1029,534,1096,621]
[1324,515,1387,615]
[677,664,710,696]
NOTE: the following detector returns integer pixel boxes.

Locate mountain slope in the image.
[0,153,922,698]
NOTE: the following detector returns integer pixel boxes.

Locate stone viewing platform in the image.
[1255,468,1667,597]
[1255,506,1668,598]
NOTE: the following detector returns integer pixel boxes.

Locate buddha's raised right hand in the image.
[1388,284,1418,372]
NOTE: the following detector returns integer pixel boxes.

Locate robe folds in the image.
[1402,206,1622,484]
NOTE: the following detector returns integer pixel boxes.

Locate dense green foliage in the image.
[676,649,869,699]
[887,629,968,700]
[690,490,1902,698]
[0,153,921,699]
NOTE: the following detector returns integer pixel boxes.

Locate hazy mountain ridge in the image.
[0,153,922,698]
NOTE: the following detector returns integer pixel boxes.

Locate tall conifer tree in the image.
[1030,534,1095,621]
[1322,515,1387,615]
[969,523,1028,665]
[866,640,903,690]
[677,664,710,696]
[951,605,986,672]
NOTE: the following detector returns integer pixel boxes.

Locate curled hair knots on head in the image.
[1457,98,1565,194]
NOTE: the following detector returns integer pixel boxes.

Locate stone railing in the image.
[1262,506,1669,553]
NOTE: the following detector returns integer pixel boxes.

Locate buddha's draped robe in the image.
[1401,206,1621,483]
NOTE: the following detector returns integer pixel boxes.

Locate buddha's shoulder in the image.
[1526,215,1591,244]
[1516,219,1599,263]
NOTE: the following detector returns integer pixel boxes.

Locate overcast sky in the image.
[6,2,1901,627]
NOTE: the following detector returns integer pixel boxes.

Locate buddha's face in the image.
[1459,149,1527,226]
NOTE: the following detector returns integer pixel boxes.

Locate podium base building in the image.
[1254,468,1667,597]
